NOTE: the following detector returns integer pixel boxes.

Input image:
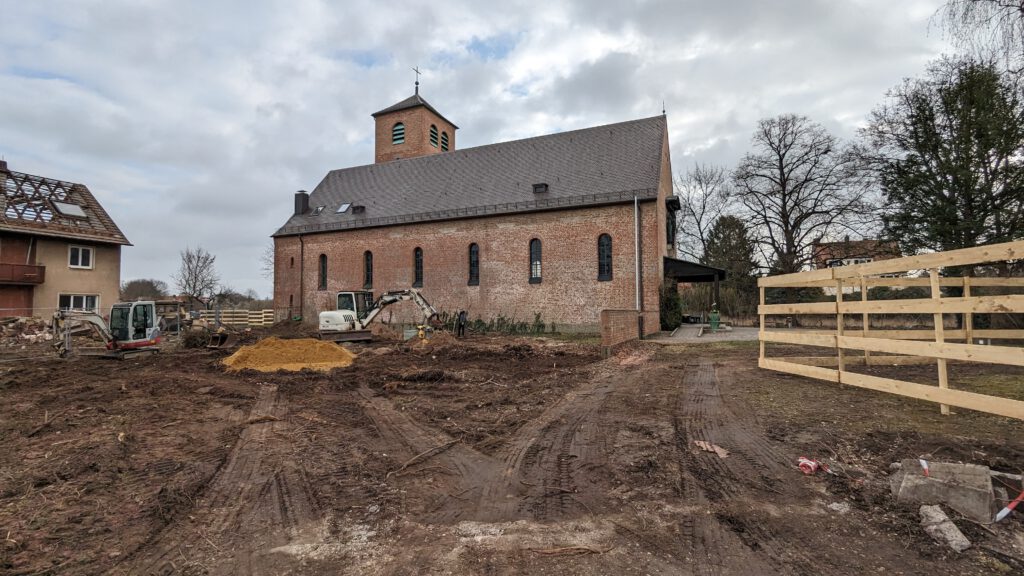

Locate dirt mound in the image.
[222,337,356,372]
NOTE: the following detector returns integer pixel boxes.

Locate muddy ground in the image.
[1,334,1022,575]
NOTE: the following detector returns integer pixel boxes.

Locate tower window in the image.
[363,251,373,289]
[468,243,479,286]
[392,123,405,145]
[429,125,439,148]
[598,234,613,281]
[318,254,328,290]
[441,131,449,152]
[529,239,542,284]
[413,247,423,287]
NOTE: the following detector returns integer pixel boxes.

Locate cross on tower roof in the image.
[412,66,421,94]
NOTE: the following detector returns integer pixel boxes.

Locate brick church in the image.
[272,87,693,334]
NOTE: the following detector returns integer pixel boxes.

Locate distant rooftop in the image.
[0,162,130,245]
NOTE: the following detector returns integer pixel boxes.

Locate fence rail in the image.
[757,239,1024,420]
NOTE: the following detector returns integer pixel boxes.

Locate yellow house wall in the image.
[32,239,121,318]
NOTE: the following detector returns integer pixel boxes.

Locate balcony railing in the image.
[0,263,45,284]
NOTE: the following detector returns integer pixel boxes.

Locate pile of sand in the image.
[222,337,356,372]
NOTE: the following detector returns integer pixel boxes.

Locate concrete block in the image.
[920,505,971,553]
[891,459,994,524]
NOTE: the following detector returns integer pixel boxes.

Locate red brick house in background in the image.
[272,89,687,333]
[811,237,902,270]
[0,161,129,318]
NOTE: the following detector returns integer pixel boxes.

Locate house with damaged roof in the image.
[0,161,129,318]
[272,88,707,333]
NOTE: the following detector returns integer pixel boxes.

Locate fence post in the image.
[861,276,870,366]
[963,276,973,345]
[758,286,765,365]
[929,268,950,416]
[835,278,847,374]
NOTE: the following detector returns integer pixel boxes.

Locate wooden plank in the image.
[964,277,973,345]
[840,371,1024,421]
[930,268,950,416]
[974,329,1024,339]
[782,355,933,367]
[837,336,1024,367]
[759,286,766,363]
[759,302,837,315]
[832,240,1024,279]
[838,294,1024,315]
[861,276,870,364]
[760,331,837,347]
[759,358,840,382]
[860,276,1024,288]
[836,279,846,372]
[758,268,834,288]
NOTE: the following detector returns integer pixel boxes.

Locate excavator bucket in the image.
[207,332,232,349]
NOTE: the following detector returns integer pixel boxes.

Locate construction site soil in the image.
[1,335,1022,575]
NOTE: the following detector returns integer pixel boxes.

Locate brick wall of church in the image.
[273,201,663,333]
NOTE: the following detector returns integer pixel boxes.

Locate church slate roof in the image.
[371,93,459,129]
[0,163,130,245]
[274,115,667,237]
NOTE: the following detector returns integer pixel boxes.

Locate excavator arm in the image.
[358,289,439,329]
[52,310,116,356]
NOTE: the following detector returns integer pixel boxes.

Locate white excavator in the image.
[318,289,439,342]
[52,300,162,358]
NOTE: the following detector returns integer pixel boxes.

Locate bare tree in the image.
[174,246,219,306]
[674,164,732,261]
[120,278,169,301]
[260,241,275,280]
[941,0,1024,73]
[733,114,872,274]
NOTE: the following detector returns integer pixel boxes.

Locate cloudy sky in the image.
[1,0,954,297]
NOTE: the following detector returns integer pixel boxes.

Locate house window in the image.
[468,243,479,286]
[318,254,327,290]
[413,247,423,287]
[598,234,613,281]
[441,131,449,151]
[529,239,542,283]
[290,256,294,268]
[59,294,98,312]
[392,123,405,144]
[429,125,439,148]
[364,251,373,289]
[68,245,93,269]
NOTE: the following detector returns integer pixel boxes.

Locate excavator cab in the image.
[107,301,161,349]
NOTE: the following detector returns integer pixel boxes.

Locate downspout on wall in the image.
[634,195,644,337]
[298,235,305,320]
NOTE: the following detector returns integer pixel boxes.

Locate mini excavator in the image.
[52,301,162,359]
[318,289,438,342]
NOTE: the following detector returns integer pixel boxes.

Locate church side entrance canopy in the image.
[663,257,727,308]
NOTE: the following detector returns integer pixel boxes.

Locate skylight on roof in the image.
[312,206,325,215]
[337,203,351,214]
[52,201,87,218]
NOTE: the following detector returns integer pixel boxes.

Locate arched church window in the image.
[392,123,405,144]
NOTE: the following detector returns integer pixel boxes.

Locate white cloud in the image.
[0,0,953,297]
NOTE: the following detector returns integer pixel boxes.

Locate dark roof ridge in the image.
[331,114,666,176]
[371,93,459,128]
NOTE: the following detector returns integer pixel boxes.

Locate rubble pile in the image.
[222,337,356,372]
[0,317,54,347]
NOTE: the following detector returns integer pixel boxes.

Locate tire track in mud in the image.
[118,384,324,576]
[355,371,619,524]
[674,360,815,575]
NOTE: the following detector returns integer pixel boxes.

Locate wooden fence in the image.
[197,309,276,327]
[758,240,1024,420]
